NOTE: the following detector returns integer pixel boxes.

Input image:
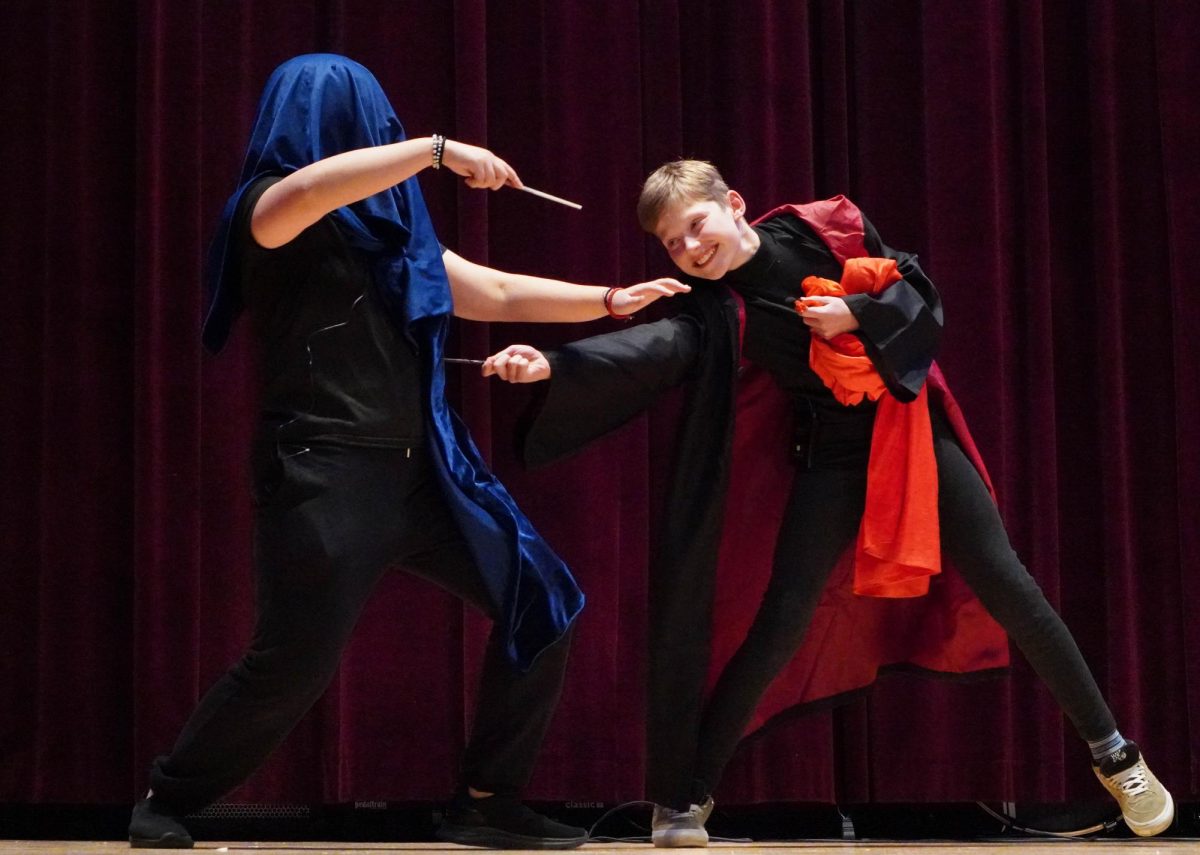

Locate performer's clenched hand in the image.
[483,344,551,383]
[796,294,859,340]
[442,139,523,190]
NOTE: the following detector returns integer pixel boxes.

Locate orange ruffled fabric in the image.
[796,257,940,597]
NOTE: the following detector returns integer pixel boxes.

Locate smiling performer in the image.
[486,159,1174,845]
[127,54,686,851]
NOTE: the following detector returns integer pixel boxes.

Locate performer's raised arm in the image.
[251,138,520,248]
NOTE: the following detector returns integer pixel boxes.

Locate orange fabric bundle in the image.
[797,257,940,597]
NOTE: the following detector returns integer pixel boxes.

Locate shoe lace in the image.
[672,802,711,822]
[656,807,694,822]
[1110,762,1151,798]
[653,804,704,825]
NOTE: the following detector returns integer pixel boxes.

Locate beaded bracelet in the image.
[603,287,631,320]
[431,134,446,169]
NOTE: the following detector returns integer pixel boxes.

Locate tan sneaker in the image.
[1093,742,1174,837]
[651,796,714,848]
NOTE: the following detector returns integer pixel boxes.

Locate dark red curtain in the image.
[2,0,1197,809]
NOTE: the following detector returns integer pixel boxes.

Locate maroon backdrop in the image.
[2,0,1197,810]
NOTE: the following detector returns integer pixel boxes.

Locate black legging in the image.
[148,443,571,812]
[690,408,1115,800]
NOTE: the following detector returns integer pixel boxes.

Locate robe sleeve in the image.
[519,312,705,468]
[841,215,943,402]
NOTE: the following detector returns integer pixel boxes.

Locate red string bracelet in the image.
[603,287,631,321]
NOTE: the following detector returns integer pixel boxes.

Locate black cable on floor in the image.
[975,800,1121,839]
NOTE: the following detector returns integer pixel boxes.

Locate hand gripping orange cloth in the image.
[797,257,940,597]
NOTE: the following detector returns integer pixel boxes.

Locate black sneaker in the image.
[128,797,194,849]
[436,792,588,849]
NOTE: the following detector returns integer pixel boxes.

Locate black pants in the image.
[148,443,571,812]
[686,407,1116,804]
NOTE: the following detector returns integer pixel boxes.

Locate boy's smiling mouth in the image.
[694,245,718,268]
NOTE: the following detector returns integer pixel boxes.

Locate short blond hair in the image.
[637,160,730,234]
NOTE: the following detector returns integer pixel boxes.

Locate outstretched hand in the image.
[609,278,691,316]
[442,140,523,190]
[482,344,551,383]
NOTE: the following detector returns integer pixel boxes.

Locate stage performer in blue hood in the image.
[127,54,687,850]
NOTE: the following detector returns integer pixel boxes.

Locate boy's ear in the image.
[727,190,747,219]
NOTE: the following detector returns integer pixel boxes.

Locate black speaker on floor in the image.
[183,802,319,841]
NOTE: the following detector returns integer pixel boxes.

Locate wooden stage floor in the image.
[3,842,1199,854]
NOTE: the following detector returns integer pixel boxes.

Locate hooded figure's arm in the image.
[251,138,516,248]
[444,249,689,324]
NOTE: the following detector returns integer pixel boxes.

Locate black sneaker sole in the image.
[436,821,588,850]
